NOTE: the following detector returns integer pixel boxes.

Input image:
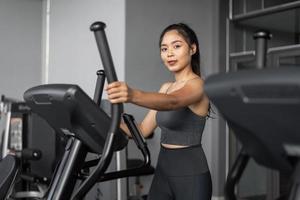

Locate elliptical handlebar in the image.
[90,22,118,83]
[71,21,123,200]
[90,21,123,138]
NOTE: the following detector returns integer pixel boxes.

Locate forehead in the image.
[161,30,186,45]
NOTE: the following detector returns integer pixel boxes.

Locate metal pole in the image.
[253,30,272,69]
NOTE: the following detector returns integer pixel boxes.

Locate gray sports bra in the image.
[156,107,206,146]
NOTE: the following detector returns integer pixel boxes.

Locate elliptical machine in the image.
[0,21,153,200]
[204,31,300,200]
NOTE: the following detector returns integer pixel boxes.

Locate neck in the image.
[174,68,196,82]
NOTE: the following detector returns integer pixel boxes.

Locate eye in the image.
[160,47,167,52]
[174,44,181,49]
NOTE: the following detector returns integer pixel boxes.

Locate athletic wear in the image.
[156,107,206,146]
[147,145,212,200]
[148,107,211,200]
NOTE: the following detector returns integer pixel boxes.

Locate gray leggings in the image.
[147,146,212,200]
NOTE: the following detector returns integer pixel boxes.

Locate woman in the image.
[106,23,212,200]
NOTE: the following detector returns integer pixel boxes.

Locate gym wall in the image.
[47,0,126,97]
[0,0,43,100]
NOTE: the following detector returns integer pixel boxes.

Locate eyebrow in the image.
[161,40,184,46]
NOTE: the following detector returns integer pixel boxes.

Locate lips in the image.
[167,60,177,65]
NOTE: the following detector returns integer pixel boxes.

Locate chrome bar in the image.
[230,51,255,58]
[268,44,300,53]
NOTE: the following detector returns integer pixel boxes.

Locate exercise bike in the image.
[0,21,154,200]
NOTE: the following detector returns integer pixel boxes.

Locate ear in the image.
[190,44,197,55]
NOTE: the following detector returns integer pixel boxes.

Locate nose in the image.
[167,48,174,57]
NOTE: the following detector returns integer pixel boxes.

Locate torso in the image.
[159,77,209,149]
[157,106,207,148]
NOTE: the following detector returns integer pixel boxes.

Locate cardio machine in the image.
[205,66,300,200]
[205,30,300,200]
[0,21,153,200]
[0,95,58,199]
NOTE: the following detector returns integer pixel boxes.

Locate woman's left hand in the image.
[106,81,133,104]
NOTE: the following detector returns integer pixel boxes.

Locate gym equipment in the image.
[206,29,299,200]
[0,21,153,200]
[0,96,60,199]
[0,96,31,159]
[205,67,300,200]
[127,158,154,200]
[253,30,271,69]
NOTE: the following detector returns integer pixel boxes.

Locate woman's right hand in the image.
[106,81,134,104]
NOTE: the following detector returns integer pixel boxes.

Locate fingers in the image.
[106,81,122,90]
[108,91,129,103]
[106,81,128,96]
[106,81,131,103]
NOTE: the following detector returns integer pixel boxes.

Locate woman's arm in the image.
[116,82,172,138]
[106,78,205,111]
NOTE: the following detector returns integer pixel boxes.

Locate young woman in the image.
[106,23,212,200]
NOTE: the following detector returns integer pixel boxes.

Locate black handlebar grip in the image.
[71,21,126,200]
[90,22,118,85]
[90,21,123,135]
[90,21,106,31]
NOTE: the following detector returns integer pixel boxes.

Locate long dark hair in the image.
[159,23,201,76]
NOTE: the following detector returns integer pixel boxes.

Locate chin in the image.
[170,66,184,73]
[166,64,177,70]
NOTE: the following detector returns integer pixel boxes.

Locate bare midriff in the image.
[161,143,189,149]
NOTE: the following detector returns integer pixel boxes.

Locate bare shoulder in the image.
[185,77,205,90]
[158,82,172,93]
[187,77,210,116]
